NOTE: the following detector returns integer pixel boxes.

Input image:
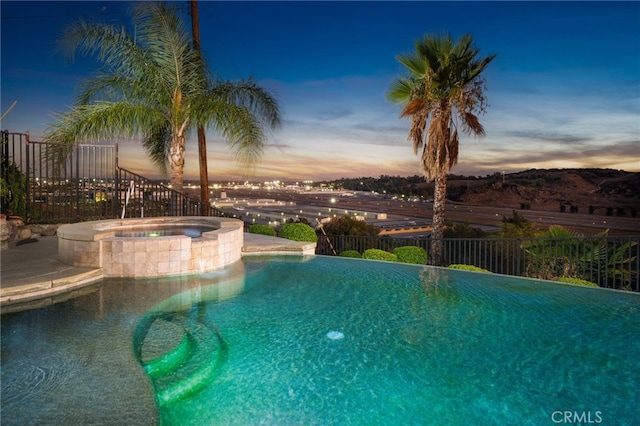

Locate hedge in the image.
[362,248,398,262]
[340,250,362,258]
[248,224,276,237]
[558,277,598,287]
[279,222,318,243]
[393,246,427,264]
[448,264,491,273]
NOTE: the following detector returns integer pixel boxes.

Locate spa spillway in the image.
[57,217,244,278]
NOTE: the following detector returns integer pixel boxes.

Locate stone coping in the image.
[57,216,242,242]
[0,269,104,314]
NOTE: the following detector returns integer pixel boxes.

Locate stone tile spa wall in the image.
[57,217,244,278]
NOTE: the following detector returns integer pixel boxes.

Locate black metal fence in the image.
[2,132,119,222]
[1,131,231,222]
[116,166,245,220]
[316,234,640,292]
[4,132,638,291]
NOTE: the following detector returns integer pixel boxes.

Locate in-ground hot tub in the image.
[114,224,217,238]
[57,217,244,278]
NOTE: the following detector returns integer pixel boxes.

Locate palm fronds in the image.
[45,1,280,191]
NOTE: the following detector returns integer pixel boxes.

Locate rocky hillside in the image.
[333,169,640,214]
[448,169,639,213]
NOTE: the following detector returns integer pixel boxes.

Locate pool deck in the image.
[0,234,315,312]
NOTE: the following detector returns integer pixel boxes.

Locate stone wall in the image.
[0,215,60,249]
[56,217,244,278]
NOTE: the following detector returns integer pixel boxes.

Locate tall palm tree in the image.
[387,33,496,266]
[45,2,280,194]
[189,0,210,214]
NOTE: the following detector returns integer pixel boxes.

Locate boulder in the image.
[17,228,32,240]
[0,216,10,249]
[7,216,25,228]
[41,225,58,236]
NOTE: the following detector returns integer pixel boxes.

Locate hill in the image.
[328,169,640,215]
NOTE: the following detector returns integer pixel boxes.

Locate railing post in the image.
[516,238,521,277]
[635,236,640,292]
[74,143,80,221]
[24,132,31,222]
[1,131,7,216]
[112,144,118,219]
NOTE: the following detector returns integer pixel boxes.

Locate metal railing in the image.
[2,131,233,221]
[2,131,119,222]
[116,166,233,219]
[315,234,640,292]
[5,132,638,291]
[116,167,202,218]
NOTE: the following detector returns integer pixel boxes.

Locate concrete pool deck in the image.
[0,233,316,313]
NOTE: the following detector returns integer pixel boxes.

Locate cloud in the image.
[504,130,592,144]
[454,137,640,176]
[316,106,355,121]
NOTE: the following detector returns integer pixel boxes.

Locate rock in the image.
[7,216,25,228]
[30,224,44,234]
[1,217,10,249]
[41,225,58,236]
[17,228,32,240]
[1,221,59,246]
[1,216,18,248]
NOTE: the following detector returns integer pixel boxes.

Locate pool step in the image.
[133,312,227,407]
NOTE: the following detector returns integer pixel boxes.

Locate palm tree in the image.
[45,2,280,195]
[387,33,496,265]
[189,0,210,214]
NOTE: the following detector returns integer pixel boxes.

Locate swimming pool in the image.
[2,256,639,425]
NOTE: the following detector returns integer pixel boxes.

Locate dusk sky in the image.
[2,1,639,181]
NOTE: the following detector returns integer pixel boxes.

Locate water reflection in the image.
[0,260,247,426]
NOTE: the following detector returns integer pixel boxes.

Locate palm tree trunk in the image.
[190,0,210,216]
[429,174,447,266]
[196,126,209,215]
[169,136,185,193]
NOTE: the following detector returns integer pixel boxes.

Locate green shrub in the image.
[444,220,488,238]
[448,264,491,273]
[279,222,318,243]
[393,246,427,264]
[321,215,380,236]
[0,160,27,215]
[558,277,598,287]
[248,224,276,237]
[362,248,398,262]
[340,250,362,258]
[498,210,537,238]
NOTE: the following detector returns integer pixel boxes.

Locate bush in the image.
[362,248,398,262]
[279,222,318,243]
[0,160,27,215]
[558,277,598,287]
[448,264,491,273]
[340,250,362,258]
[248,224,276,237]
[321,215,380,236]
[444,220,487,238]
[498,210,537,238]
[393,246,427,264]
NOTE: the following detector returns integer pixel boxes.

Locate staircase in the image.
[133,308,228,407]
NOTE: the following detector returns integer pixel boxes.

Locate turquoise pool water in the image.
[2,255,639,425]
